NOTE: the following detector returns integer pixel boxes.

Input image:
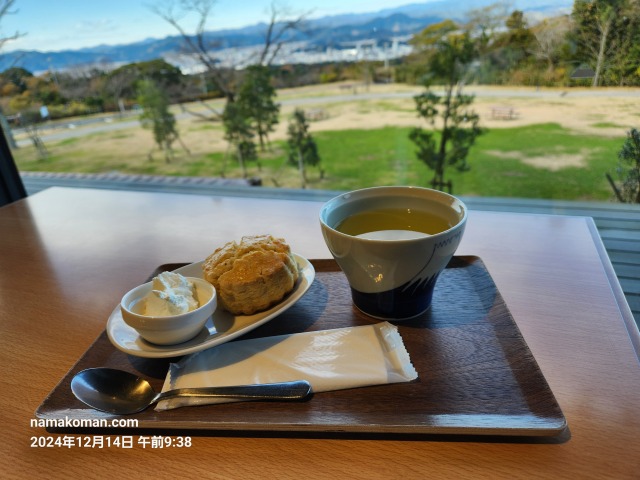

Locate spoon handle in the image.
[154,380,313,403]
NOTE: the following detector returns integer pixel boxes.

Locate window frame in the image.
[0,123,27,206]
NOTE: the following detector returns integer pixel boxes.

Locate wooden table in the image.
[1,187,639,479]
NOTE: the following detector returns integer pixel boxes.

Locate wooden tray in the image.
[36,257,567,440]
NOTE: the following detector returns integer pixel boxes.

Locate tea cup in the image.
[319,186,467,320]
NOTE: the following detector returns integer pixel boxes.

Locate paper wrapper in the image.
[155,322,418,410]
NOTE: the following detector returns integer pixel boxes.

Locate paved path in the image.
[15,87,640,147]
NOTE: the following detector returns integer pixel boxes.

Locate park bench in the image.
[491,106,519,120]
[305,108,328,121]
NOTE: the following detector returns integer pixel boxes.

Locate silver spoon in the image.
[71,367,313,414]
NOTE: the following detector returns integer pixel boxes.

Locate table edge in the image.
[585,217,640,362]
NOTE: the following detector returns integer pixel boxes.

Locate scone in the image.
[202,235,299,315]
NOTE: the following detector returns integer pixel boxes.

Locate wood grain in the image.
[2,187,639,479]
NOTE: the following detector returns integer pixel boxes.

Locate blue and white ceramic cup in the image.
[319,186,467,320]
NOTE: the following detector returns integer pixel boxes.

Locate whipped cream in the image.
[144,272,199,316]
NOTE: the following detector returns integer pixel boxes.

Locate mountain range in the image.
[0,0,572,74]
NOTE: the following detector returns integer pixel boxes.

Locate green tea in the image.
[336,208,453,236]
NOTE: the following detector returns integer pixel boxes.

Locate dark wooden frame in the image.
[0,123,27,206]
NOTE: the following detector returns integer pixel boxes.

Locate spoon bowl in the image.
[71,367,313,414]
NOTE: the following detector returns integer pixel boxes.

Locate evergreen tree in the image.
[611,129,640,203]
[222,100,257,178]
[409,22,483,193]
[287,108,321,189]
[237,65,280,151]
[137,79,180,163]
[496,10,537,69]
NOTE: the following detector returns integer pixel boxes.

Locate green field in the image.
[15,121,624,201]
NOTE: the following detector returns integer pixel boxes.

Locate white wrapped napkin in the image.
[155,322,418,410]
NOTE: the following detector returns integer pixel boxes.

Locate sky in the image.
[0,0,431,52]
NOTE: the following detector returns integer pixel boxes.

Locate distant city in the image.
[165,38,414,75]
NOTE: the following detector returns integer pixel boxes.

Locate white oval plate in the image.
[106,254,315,358]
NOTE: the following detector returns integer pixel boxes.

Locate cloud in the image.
[73,18,120,34]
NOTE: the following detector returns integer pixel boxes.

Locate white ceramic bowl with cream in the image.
[120,277,216,345]
[319,186,467,320]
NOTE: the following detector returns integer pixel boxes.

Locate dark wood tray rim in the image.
[35,256,568,442]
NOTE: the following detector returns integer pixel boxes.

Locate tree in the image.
[222,100,257,178]
[575,0,616,86]
[0,67,32,93]
[0,0,23,51]
[498,10,537,66]
[606,2,640,85]
[237,65,279,151]
[464,1,510,55]
[151,0,306,116]
[137,79,183,163]
[466,6,539,83]
[570,0,639,87]
[286,108,320,189]
[531,15,572,73]
[408,22,483,193]
[609,129,640,203]
[151,0,306,176]
[258,2,307,66]
[103,67,136,115]
[24,124,48,160]
[105,60,185,113]
[463,2,510,83]
[0,1,25,148]
[53,66,112,114]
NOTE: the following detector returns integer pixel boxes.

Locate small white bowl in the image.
[120,277,217,345]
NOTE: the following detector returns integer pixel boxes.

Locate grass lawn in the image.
[272,123,621,200]
[15,122,624,201]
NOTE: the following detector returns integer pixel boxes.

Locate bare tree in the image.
[531,15,571,72]
[464,1,512,54]
[0,0,23,51]
[0,0,26,148]
[258,2,304,66]
[24,124,49,160]
[151,0,234,105]
[103,68,139,115]
[589,4,614,87]
[150,0,307,118]
[461,2,513,82]
[55,67,100,105]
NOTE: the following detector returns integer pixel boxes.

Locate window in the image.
[0,0,637,202]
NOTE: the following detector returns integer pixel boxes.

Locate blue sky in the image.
[0,0,427,52]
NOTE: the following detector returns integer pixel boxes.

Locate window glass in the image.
[0,0,637,201]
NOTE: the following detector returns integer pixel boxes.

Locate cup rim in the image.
[319,186,467,242]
